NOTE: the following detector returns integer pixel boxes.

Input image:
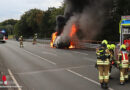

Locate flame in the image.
[50,24,77,49]
[69,41,75,49]
[69,24,77,49]
[50,32,58,47]
[70,24,77,37]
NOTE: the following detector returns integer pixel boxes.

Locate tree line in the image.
[0,0,130,41]
[0,4,64,39]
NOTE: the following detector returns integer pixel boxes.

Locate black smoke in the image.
[56,15,65,36]
[56,0,112,43]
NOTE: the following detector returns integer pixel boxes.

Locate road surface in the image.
[0,40,129,90]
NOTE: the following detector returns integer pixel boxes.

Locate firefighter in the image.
[19,36,23,48]
[110,44,116,56]
[110,44,116,65]
[118,44,129,85]
[107,44,113,79]
[109,44,116,79]
[33,33,37,45]
[96,40,111,89]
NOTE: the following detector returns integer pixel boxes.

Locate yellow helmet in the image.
[107,44,111,50]
[111,44,116,50]
[102,40,108,45]
[120,44,126,49]
[20,36,23,38]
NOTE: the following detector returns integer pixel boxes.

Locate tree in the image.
[14,9,44,38]
[40,6,65,38]
[0,19,18,35]
[97,0,130,42]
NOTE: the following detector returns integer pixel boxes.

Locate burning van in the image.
[50,23,78,49]
[53,36,70,48]
[50,32,70,49]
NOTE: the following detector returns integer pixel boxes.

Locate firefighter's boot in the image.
[120,82,125,85]
[104,83,108,89]
[101,83,104,89]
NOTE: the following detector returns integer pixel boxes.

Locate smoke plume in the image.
[56,0,111,43]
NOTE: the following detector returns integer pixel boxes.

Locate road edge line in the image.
[8,69,22,90]
[66,69,114,90]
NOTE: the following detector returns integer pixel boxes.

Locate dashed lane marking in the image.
[67,69,114,90]
[71,51,88,55]
[23,49,56,65]
[42,51,58,56]
[8,69,22,90]
[16,65,94,75]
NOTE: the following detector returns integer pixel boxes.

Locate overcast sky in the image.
[0,0,63,22]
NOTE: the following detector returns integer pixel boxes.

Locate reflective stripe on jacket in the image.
[97,59,110,65]
[120,51,129,68]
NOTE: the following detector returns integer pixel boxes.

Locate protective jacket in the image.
[118,51,129,68]
[96,47,110,65]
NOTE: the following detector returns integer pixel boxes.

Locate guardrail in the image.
[24,39,51,44]
[24,39,100,50]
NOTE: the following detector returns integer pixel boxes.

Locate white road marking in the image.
[67,69,114,90]
[42,51,58,56]
[8,69,22,90]
[71,51,88,55]
[0,86,22,88]
[16,65,94,75]
[23,49,56,65]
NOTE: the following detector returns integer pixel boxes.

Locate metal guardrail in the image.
[85,43,100,48]
[24,39,100,49]
[24,39,51,44]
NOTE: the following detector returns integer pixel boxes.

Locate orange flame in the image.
[69,24,77,49]
[69,41,75,49]
[50,32,58,47]
[70,24,77,37]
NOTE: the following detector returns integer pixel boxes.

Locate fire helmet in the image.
[111,44,116,50]
[102,40,108,45]
[107,44,111,50]
[120,44,126,50]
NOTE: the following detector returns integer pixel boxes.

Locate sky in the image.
[0,0,63,22]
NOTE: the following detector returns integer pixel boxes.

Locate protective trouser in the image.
[33,39,36,45]
[109,54,113,77]
[128,65,130,71]
[20,41,23,48]
[109,65,112,77]
[98,65,110,83]
[120,68,128,83]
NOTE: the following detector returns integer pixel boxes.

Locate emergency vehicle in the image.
[119,16,130,51]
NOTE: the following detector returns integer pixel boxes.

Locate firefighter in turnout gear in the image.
[110,44,116,65]
[118,44,129,85]
[33,33,37,45]
[19,36,24,48]
[107,44,113,79]
[96,40,111,89]
[109,44,116,79]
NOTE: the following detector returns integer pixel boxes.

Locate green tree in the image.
[40,5,65,38]
[14,9,44,38]
[97,0,130,42]
[0,19,18,35]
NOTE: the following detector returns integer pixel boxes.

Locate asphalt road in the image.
[0,40,130,90]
